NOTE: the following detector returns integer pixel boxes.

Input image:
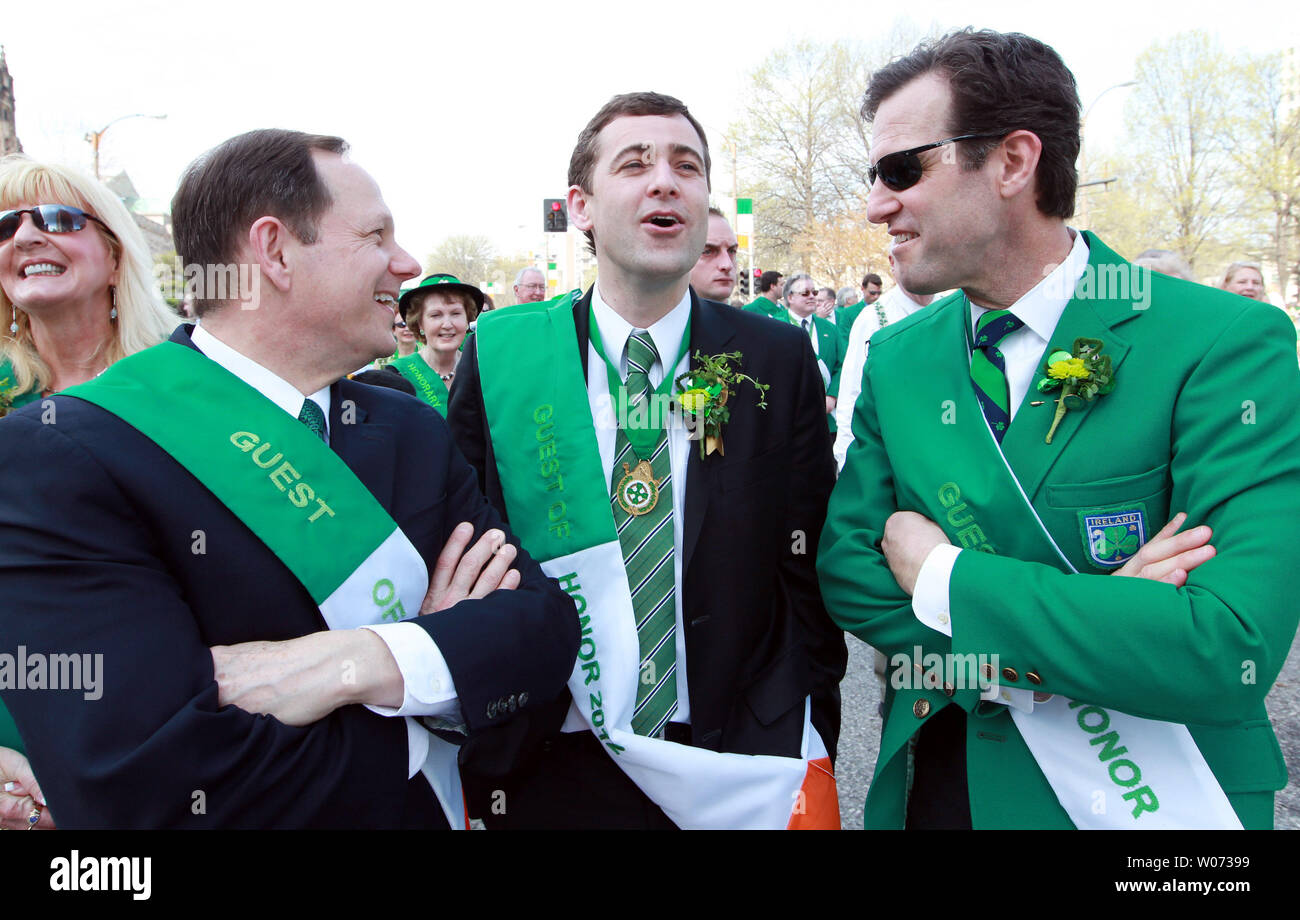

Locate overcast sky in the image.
[4,0,1296,265]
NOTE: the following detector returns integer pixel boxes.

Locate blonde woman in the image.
[0,155,175,827]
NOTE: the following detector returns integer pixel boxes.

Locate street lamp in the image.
[84,113,167,180]
[1078,81,1137,227]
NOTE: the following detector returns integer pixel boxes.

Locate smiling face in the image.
[291,153,421,368]
[416,291,469,356]
[0,202,118,319]
[866,73,1001,297]
[1226,266,1264,300]
[514,268,546,303]
[567,113,710,291]
[689,213,739,301]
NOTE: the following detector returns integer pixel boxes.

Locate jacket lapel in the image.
[998,233,1139,502]
[682,293,736,574]
[328,381,398,508]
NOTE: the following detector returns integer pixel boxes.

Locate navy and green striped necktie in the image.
[969,307,1023,442]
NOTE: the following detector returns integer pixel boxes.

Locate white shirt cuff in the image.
[403,718,430,778]
[359,622,462,720]
[911,543,961,636]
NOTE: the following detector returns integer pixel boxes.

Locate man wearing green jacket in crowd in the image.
[834,272,881,355]
[742,270,786,322]
[818,29,1299,829]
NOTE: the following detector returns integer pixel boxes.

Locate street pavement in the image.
[835,629,1300,830]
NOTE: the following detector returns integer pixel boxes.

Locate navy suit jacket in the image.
[0,326,578,828]
[449,290,847,770]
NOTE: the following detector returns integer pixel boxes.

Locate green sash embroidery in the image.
[391,352,449,416]
[65,342,402,607]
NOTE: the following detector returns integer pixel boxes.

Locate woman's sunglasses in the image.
[0,204,116,243]
[868,133,1006,191]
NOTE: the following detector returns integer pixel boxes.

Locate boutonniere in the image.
[674,351,769,458]
[1035,337,1116,443]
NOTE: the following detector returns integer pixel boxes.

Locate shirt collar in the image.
[190,325,331,432]
[970,228,1090,341]
[591,283,692,376]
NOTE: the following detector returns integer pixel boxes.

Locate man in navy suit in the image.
[0,129,578,828]
[449,93,846,828]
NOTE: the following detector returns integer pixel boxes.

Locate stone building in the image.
[1,45,22,157]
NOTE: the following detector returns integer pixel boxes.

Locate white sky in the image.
[4,0,1297,264]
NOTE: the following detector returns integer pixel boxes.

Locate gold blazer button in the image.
[913,699,931,719]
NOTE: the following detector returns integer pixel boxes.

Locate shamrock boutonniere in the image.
[674,351,769,458]
[1035,337,1115,444]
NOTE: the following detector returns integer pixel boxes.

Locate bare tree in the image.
[425,234,496,286]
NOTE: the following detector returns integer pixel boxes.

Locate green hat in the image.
[399,273,486,324]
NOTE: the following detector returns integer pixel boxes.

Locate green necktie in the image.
[969,307,1024,442]
[297,398,327,441]
[610,329,678,738]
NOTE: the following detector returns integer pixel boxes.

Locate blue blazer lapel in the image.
[328,381,398,508]
[682,294,737,574]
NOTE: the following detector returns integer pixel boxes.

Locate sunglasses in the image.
[392,320,408,329]
[0,204,115,244]
[868,133,1006,191]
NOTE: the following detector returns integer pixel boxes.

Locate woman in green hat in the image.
[390,273,483,416]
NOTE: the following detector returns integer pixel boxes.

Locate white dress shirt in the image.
[561,284,694,732]
[832,287,932,468]
[910,229,1091,711]
[191,325,459,777]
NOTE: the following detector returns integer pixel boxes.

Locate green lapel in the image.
[997,232,1139,502]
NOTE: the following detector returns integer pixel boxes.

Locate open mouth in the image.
[374,293,397,311]
[644,213,683,230]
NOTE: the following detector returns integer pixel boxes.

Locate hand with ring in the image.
[0,746,55,830]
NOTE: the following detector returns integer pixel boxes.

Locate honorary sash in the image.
[391,352,450,415]
[474,294,837,829]
[63,341,467,829]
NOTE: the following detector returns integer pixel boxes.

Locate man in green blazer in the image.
[784,273,842,431]
[743,270,787,322]
[818,29,1299,829]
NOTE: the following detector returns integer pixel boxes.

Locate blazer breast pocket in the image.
[1044,464,1170,571]
[716,445,788,495]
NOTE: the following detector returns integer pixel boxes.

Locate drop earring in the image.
[9,306,16,335]
[110,286,118,321]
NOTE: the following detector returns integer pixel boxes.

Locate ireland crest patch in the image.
[1080,508,1146,568]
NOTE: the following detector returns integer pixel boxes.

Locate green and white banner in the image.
[475,295,837,830]
[65,342,466,828]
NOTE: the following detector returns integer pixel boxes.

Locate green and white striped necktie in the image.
[610,329,678,738]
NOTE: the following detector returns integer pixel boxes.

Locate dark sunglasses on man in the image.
[867,133,1006,192]
[0,204,117,243]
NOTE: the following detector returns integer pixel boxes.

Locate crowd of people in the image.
[1,27,1297,831]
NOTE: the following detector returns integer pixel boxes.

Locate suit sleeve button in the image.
[1025,671,1042,685]
[913,699,931,718]
[1001,667,1019,683]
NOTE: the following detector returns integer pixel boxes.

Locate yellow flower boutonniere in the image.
[1035,337,1116,444]
[674,351,769,458]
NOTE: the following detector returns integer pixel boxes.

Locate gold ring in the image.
[26,805,40,829]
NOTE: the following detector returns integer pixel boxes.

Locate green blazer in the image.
[742,295,789,324]
[834,301,868,353]
[818,232,1298,829]
[790,313,842,431]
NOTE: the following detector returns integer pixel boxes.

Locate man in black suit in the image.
[448,92,846,829]
[0,129,577,828]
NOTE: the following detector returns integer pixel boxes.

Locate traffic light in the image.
[543,198,568,233]
[738,270,750,296]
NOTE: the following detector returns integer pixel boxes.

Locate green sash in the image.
[473,294,836,830]
[0,357,40,412]
[391,353,449,415]
[61,341,466,827]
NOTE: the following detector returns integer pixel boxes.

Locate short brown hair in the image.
[405,288,479,335]
[171,128,348,316]
[862,29,1081,219]
[567,92,711,254]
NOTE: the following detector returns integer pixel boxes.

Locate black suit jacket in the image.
[0,326,578,828]
[448,289,846,767]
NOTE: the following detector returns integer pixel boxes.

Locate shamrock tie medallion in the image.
[615,459,662,516]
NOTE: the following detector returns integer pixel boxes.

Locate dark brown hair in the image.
[171,128,348,316]
[862,29,1081,219]
[568,92,711,253]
